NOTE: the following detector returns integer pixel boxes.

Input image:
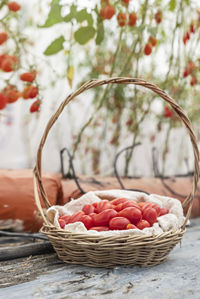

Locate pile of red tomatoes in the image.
[58,197,169,232]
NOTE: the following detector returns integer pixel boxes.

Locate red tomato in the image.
[109,217,130,230]
[141,202,152,211]
[59,215,71,224]
[144,43,152,55]
[121,201,140,210]
[82,204,95,215]
[96,200,113,213]
[117,13,126,27]
[111,198,129,205]
[58,218,66,229]
[30,99,41,113]
[142,208,157,226]
[128,12,137,26]
[126,224,137,230]
[93,209,117,226]
[159,208,169,216]
[20,70,36,82]
[70,211,85,223]
[81,215,94,230]
[136,219,151,230]
[150,203,161,216]
[100,5,115,20]
[89,226,109,231]
[0,93,7,110]
[149,35,157,47]
[141,202,160,216]
[118,207,142,224]
[92,202,98,208]
[0,32,8,45]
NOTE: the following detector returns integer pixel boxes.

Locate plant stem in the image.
[71,28,124,158]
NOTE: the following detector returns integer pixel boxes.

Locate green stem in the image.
[71,29,124,158]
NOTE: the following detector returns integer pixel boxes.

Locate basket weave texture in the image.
[33,78,199,268]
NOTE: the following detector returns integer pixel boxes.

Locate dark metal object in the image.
[60,147,85,194]
[0,231,48,241]
[113,144,150,195]
[151,147,192,199]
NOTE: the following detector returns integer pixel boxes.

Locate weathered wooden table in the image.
[0,218,200,299]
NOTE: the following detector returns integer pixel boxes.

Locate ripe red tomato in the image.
[93,209,117,226]
[30,99,41,113]
[149,35,157,47]
[80,215,94,229]
[164,106,173,118]
[136,219,150,230]
[92,202,98,208]
[100,5,115,20]
[89,226,109,231]
[141,202,160,217]
[1,56,18,72]
[117,13,126,27]
[0,32,8,45]
[20,70,36,82]
[111,197,129,205]
[82,204,95,215]
[7,1,21,12]
[144,43,152,55]
[118,207,142,224]
[190,23,195,33]
[96,200,113,213]
[190,76,197,86]
[109,217,130,230]
[155,11,162,24]
[121,201,140,210]
[126,223,137,230]
[70,211,85,223]
[142,208,157,226]
[59,215,71,224]
[159,208,169,216]
[0,93,7,110]
[6,89,20,103]
[58,218,66,229]
[183,69,188,77]
[128,13,137,26]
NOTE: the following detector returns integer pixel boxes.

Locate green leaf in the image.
[76,9,93,26]
[96,15,104,45]
[169,0,176,11]
[63,4,77,22]
[74,26,95,45]
[184,0,189,4]
[44,36,65,55]
[40,0,63,28]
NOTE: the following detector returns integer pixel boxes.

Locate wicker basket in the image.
[33,78,199,268]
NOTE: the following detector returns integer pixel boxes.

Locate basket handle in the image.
[33,77,199,230]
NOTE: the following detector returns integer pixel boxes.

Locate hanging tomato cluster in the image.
[0,2,41,113]
[99,1,160,57]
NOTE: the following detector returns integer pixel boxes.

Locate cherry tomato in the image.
[59,215,71,224]
[142,208,157,226]
[118,207,142,224]
[159,208,169,216]
[70,211,85,223]
[150,203,161,216]
[96,200,113,213]
[89,226,109,231]
[82,204,95,215]
[121,201,140,210]
[126,224,137,230]
[93,209,117,226]
[81,215,94,230]
[136,219,151,230]
[111,197,129,205]
[92,202,98,208]
[58,218,66,229]
[109,217,130,230]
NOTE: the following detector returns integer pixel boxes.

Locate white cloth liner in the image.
[47,190,185,236]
